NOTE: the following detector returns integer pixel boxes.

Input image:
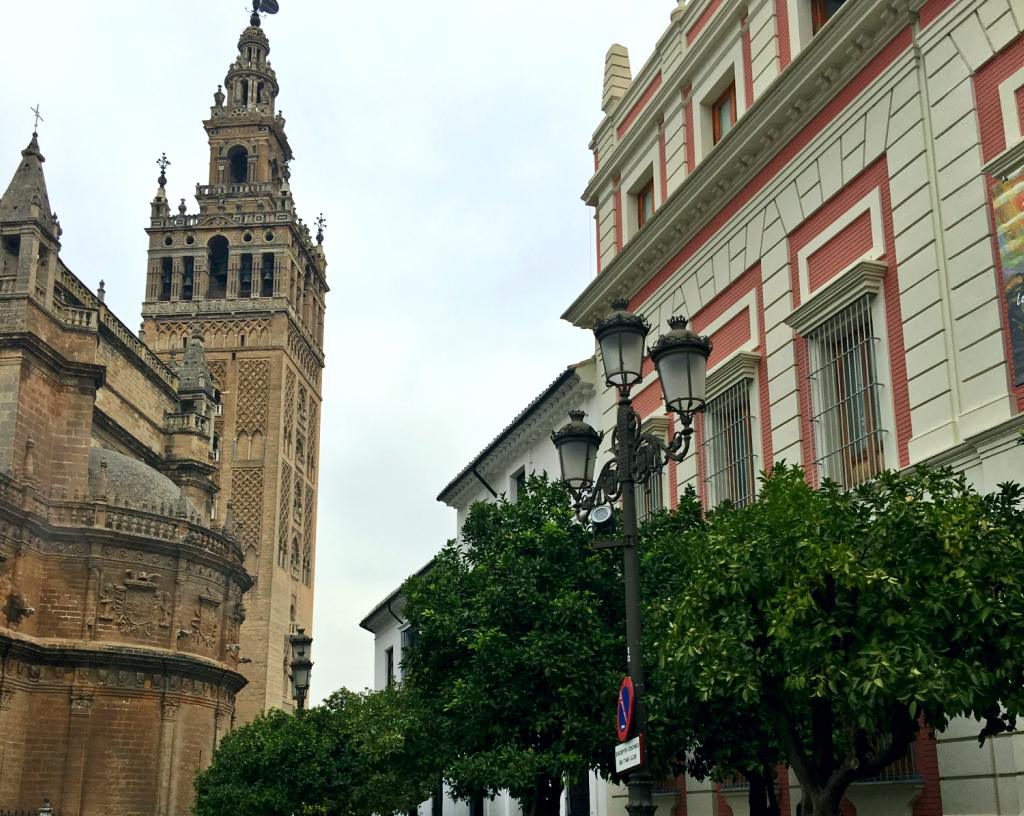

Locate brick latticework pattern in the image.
[236,359,270,434]
[231,467,264,554]
[278,462,292,566]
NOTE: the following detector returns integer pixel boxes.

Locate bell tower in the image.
[141,11,328,722]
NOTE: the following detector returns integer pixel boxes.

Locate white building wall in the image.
[576,0,1024,813]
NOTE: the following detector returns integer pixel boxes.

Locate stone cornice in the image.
[565,0,915,329]
[0,330,105,391]
[706,350,761,401]
[983,139,1024,180]
[785,260,887,336]
[0,632,249,695]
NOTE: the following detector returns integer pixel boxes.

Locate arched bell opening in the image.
[207,236,229,299]
[227,146,249,184]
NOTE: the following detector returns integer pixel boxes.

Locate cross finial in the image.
[315,213,327,245]
[156,153,170,187]
[30,104,44,134]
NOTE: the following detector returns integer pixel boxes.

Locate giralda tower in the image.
[141,6,327,721]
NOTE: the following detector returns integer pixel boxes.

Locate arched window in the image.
[228,146,249,184]
[207,236,229,298]
[261,254,275,297]
[159,257,173,301]
[239,254,254,298]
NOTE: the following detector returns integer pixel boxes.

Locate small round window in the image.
[163,235,173,247]
[185,235,195,246]
[243,232,253,243]
[265,230,275,242]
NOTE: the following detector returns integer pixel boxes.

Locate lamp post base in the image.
[625,773,657,816]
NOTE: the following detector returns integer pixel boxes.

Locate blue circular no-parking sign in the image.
[616,677,635,742]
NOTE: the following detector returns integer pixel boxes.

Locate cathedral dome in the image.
[88,447,199,516]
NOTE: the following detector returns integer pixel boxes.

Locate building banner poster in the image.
[990,174,1024,387]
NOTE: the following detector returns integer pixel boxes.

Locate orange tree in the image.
[647,465,1024,816]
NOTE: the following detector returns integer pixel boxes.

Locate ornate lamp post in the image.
[552,298,711,816]
[289,627,313,712]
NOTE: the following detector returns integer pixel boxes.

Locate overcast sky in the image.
[0,0,671,698]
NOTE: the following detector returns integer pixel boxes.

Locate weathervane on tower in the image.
[30,104,44,135]
[250,0,280,26]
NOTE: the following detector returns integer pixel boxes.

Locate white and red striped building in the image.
[569,0,1024,813]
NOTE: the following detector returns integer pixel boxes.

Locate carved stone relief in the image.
[189,593,221,649]
[96,570,171,637]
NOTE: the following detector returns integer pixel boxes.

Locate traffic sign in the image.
[616,677,635,742]
[615,735,643,774]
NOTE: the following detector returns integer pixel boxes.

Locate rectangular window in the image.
[385,646,395,688]
[401,625,417,653]
[806,295,885,488]
[512,467,527,503]
[712,83,737,144]
[638,469,664,524]
[811,0,846,33]
[637,179,655,230]
[704,380,757,508]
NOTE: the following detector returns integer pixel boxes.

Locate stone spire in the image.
[602,44,632,114]
[0,132,56,234]
[223,21,280,114]
[177,329,215,399]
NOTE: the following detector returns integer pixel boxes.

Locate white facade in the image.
[361,361,602,816]
[573,0,1024,813]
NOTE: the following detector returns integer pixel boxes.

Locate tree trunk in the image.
[800,787,842,816]
[526,775,564,816]
[747,771,781,816]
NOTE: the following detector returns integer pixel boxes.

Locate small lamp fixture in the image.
[551,411,604,490]
[594,299,651,389]
[289,627,313,711]
[648,316,712,416]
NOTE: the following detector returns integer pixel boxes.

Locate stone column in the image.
[227,258,240,300]
[171,258,183,302]
[59,690,94,815]
[155,697,180,815]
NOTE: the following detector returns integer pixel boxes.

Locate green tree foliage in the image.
[641,492,784,816]
[648,465,1024,816]
[401,475,625,816]
[193,685,438,816]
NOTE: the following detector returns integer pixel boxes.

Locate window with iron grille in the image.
[806,295,886,488]
[704,379,757,507]
[638,468,664,523]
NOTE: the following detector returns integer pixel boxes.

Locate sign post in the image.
[615,676,643,774]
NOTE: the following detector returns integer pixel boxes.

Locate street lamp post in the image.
[552,298,711,816]
[289,627,314,713]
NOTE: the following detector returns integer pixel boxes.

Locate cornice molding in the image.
[706,350,761,400]
[983,139,1024,180]
[785,260,887,336]
[0,631,249,695]
[566,0,914,328]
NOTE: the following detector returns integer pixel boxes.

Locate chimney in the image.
[602,44,632,115]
